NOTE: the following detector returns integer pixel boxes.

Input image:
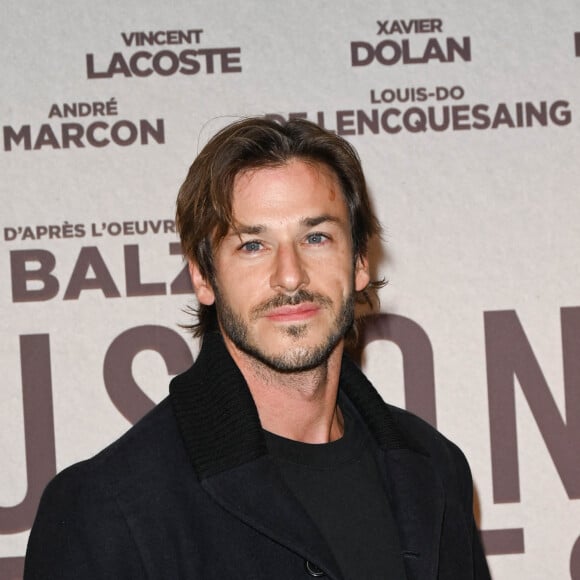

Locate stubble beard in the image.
[213,286,355,373]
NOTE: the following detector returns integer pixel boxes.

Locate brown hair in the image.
[176,116,384,337]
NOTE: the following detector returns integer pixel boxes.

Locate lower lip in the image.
[266,307,319,323]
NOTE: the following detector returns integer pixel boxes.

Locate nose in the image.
[270,244,309,292]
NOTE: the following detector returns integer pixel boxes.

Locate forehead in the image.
[231,159,348,223]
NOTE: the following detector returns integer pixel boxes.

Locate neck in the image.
[223,339,345,444]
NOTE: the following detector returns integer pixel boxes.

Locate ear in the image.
[354,254,370,292]
[188,260,216,306]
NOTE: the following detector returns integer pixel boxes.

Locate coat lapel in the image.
[203,456,344,580]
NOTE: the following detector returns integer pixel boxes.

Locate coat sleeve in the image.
[24,465,146,580]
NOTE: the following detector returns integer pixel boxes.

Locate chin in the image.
[249,338,342,373]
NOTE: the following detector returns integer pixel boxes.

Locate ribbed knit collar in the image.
[169,331,419,481]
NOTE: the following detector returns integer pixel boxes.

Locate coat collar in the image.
[169,331,267,479]
[169,331,423,478]
[169,331,444,580]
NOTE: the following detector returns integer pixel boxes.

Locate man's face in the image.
[191,159,370,372]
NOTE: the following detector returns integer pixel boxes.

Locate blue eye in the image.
[241,240,262,252]
[306,233,327,244]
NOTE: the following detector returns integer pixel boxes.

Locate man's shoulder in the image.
[386,403,472,480]
[340,356,470,471]
[386,403,445,444]
[25,398,197,576]
[42,397,188,503]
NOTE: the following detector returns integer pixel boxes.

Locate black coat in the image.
[25,332,491,579]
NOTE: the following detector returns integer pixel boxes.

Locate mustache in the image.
[251,289,333,318]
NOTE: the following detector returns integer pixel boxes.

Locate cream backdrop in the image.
[2,0,580,578]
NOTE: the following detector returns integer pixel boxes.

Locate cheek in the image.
[217,274,260,311]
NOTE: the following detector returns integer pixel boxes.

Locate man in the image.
[25,118,490,579]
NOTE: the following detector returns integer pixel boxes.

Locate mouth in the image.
[265,303,321,323]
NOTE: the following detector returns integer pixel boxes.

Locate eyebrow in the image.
[232,224,265,236]
[300,214,342,228]
[229,214,343,237]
